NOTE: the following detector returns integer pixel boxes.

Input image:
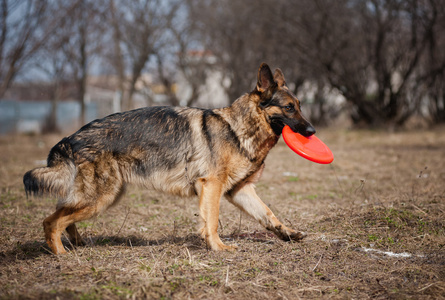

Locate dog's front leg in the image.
[196,177,236,251]
[227,183,306,241]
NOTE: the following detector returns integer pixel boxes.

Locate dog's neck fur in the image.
[215,93,279,162]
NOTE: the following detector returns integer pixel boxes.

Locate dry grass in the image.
[1,127,444,299]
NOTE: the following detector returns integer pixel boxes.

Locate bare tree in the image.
[188,0,271,102]
[107,0,126,111]
[51,0,107,125]
[0,0,80,99]
[188,0,341,126]
[0,1,49,97]
[104,0,211,109]
[287,0,441,127]
[34,53,66,133]
[155,1,211,107]
[104,0,179,110]
[421,0,445,124]
[189,0,444,126]
[31,1,79,133]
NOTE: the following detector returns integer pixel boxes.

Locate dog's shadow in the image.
[0,234,202,261]
[87,233,205,250]
[1,231,277,261]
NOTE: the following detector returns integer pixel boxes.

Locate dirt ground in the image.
[1,126,444,299]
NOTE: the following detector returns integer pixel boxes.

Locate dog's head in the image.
[254,63,315,137]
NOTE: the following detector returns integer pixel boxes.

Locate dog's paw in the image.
[287,230,307,241]
[215,243,238,252]
[206,236,238,251]
[270,225,306,242]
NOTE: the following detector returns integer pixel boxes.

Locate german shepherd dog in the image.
[24,63,316,254]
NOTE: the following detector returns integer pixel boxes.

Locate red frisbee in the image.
[282,125,334,164]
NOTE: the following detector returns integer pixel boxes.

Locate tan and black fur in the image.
[23,63,316,254]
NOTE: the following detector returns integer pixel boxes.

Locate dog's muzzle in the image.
[302,125,316,137]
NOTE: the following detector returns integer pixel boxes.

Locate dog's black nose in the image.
[304,125,316,137]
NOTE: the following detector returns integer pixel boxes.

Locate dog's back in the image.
[24,106,199,199]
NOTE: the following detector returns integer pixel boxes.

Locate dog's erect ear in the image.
[274,68,286,87]
[256,63,275,93]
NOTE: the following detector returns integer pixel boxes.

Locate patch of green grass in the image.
[168,263,180,275]
[368,234,379,242]
[306,194,318,200]
[264,281,276,287]
[0,191,17,202]
[417,218,426,233]
[287,176,300,182]
[96,238,111,245]
[78,221,93,228]
[199,275,213,282]
[380,207,438,235]
[22,214,32,222]
[198,275,219,286]
[139,263,151,272]
[364,220,375,227]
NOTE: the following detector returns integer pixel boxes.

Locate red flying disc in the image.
[282,125,334,164]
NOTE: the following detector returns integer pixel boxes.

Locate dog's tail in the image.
[23,139,76,198]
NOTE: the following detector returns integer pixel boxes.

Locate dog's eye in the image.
[284,105,294,112]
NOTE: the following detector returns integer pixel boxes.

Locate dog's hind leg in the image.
[44,187,124,254]
[197,177,237,251]
[43,205,97,254]
[66,223,85,246]
[226,183,306,241]
[44,162,125,254]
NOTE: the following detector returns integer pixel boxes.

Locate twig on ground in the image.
[411,204,428,215]
[225,266,230,286]
[113,207,131,242]
[418,283,435,292]
[312,254,323,272]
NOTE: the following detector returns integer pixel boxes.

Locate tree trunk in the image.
[44,81,61,133]
[110,0,124,112]
[78,8,88,126]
